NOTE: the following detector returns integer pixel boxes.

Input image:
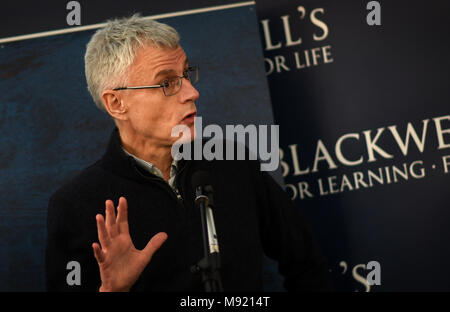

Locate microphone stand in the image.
[191,185,223,292]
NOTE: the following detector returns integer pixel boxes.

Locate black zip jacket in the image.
[45,128,333,291]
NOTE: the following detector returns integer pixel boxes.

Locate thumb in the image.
[142,232,168,260]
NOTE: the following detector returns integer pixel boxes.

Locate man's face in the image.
[119,44,199,146]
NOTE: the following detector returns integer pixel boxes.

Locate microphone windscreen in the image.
[191,170,211,189]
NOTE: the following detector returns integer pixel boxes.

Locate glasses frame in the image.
[113,66,199,96]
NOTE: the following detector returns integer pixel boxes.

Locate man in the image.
[46,15,332,292]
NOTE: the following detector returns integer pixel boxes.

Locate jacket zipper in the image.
[130,160,190,207]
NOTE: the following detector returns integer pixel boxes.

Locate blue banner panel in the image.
[0,3,282,291]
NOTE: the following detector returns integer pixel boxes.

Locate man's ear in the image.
[101,90,128,121]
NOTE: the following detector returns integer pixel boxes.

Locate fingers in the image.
[116,197,130,235]
[96,214,111,248]
[92,242,105,264]
[95,197,128,249]
[143,232,168,260]
[105,200,118,237]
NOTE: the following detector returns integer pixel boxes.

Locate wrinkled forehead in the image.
[129,44,188,78]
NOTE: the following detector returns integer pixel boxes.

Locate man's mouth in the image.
[181,111,197,123]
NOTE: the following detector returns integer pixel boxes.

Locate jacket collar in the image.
[100,128,189,183]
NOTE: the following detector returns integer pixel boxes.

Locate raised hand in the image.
[92,196,167,292]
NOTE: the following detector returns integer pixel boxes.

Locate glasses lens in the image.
[163,77,182,96]
[163,67,198,96]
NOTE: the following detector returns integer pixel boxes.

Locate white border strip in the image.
[0,1,255,44]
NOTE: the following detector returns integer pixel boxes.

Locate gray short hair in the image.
[84,14,180,111]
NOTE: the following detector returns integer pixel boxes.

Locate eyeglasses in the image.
[113,66,199,96]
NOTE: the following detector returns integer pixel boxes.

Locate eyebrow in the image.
[154,59,189,80]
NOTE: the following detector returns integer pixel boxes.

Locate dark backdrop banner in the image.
[0,1,285,291]
[255,0,450,291]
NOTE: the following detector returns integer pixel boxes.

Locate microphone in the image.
[191,170,223,292]
[192,170,212,208]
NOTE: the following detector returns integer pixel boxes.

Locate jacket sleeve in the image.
[46,192,101,292]
[249,161,333,291]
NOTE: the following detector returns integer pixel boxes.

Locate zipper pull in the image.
[174,188,183,202]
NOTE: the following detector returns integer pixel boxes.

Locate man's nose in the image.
[179,78,200,103]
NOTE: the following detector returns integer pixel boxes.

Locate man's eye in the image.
[162,78,179,88]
